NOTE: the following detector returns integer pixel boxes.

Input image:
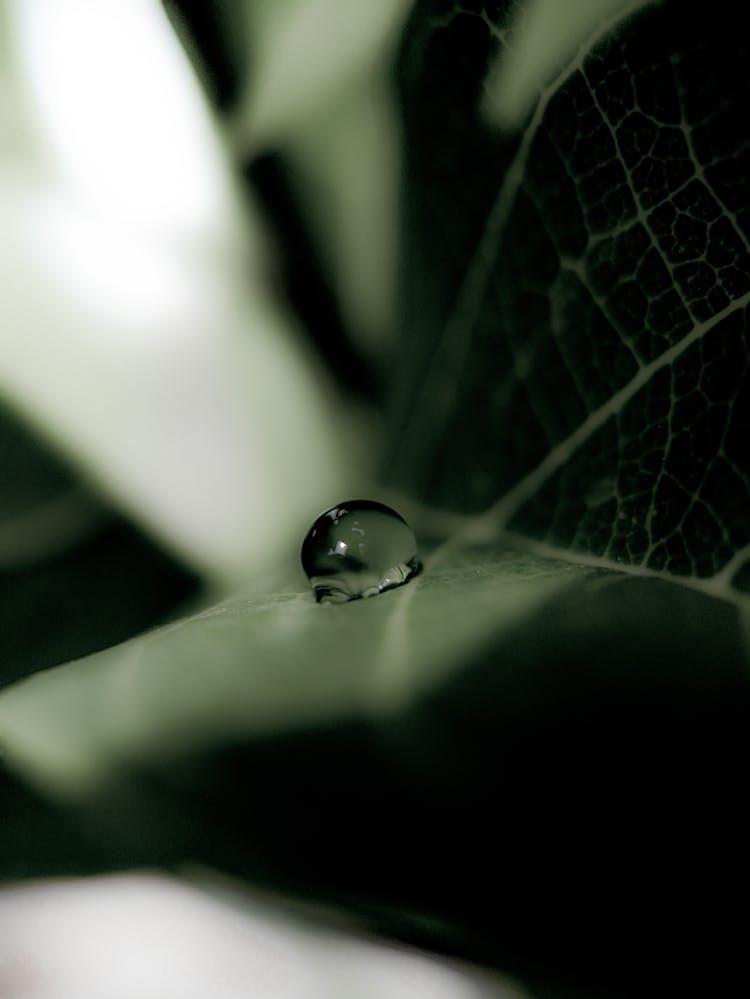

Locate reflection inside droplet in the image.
[301,499,421,605]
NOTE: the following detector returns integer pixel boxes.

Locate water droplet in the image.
[301,500,421,605]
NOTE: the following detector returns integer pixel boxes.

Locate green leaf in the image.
[0,547,584,798]
[391,0,750,600]
[0,405,198,686]
[229,0,411,150]
[1,546,748,993]
[0,405,102,573]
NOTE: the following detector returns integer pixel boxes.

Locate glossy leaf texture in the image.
[2,549,749,995]
[0,405,198,686]
[390,0,750,599]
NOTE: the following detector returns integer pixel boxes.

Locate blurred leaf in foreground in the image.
[0,872,524,999]
[0,405,198,687]
[1,543,749,993]
[228,0,414,367]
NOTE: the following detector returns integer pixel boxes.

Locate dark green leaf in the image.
[391,0,750,597]
[0,406,199,686]
[2,548,749,992]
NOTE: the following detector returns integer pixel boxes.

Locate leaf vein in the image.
[394,0,657,469]
[482,289,750,528]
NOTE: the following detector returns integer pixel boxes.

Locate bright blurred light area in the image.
[0,873,526,999]
[11,0,233,238]
[0,1,354,582]
[24,193,195,339]
[481,0,638,128]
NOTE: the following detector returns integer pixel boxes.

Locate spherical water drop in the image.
[301,500,421,605]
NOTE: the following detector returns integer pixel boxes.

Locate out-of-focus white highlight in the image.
[11,0,232,238]
[0,874,526,999]
[26,194,193,338]
[2,191,347,578]
[481,0,638,129]
[1,1,352,581]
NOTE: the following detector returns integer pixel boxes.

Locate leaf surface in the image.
[1,545,748,994]
[3,3,750,995]
[0,547,583,797]
[391,0,750,598]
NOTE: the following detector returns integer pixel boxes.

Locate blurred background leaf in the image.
[1,0,359,589]
[0,389,199,686]
[481,0,647,128]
